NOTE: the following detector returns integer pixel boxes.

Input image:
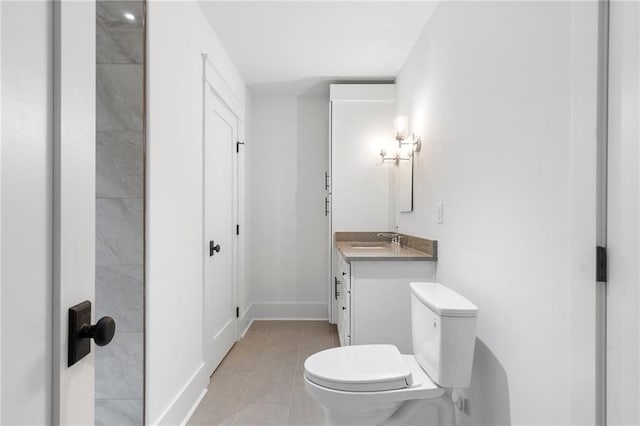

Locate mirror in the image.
[397,154,414,212]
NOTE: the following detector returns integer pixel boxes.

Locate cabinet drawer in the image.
[339,290,351,345]
[337,255,351,290]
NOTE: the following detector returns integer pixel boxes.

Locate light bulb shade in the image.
[394,116,408,141]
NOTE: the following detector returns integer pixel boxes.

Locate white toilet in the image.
[304,282,478,426]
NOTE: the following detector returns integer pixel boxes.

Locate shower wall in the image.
[95,1,145,425]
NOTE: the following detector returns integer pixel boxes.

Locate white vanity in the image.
[333,233,437,354]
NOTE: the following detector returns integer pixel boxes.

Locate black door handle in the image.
[68,301,116,366]
[80,316,116,346]
[210,240,221,256]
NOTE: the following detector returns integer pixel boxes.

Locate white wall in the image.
[395,2,597,425]
[146,2,245,424]
[246,94,329,319]
[1,2,53,424]
[607,1,640,424]
[330,84,396,233]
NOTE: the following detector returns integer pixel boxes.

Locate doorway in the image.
[94,1,146,424]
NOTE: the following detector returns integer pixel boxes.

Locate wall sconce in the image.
[380,149,411,166]
[394,116,422,152]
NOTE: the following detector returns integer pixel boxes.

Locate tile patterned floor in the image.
[188,320,339,426]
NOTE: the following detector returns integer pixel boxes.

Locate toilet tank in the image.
[410,282,478,388]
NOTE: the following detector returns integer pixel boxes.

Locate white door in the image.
[204,88,237,376]
[1,1,56,424]
[1,1,96,424]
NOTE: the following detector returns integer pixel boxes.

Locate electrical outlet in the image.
[436,202,444,224]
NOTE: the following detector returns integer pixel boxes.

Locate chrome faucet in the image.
[377,232,404,247]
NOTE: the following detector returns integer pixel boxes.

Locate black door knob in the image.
[80,316,116,346]
[209,240,221,256]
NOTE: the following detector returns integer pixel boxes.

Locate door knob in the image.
[209,240,221,256]
[80,316,116,346]
[68,301,116,366]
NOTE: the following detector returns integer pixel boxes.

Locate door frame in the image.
[52,0,96,424]
[0,3,3,419]
[595,0,608,423]
[201,53,242,371]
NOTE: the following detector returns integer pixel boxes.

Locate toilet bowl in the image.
[304,345,449,425]
[304,282,478,426]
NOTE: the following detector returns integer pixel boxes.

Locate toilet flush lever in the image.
[209,240,221,256]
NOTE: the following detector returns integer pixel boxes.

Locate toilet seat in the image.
[304,350,444,411]
[304,344,414,392]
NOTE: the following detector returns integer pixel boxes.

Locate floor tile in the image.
[242,374,294,405]
[287,407,326,426]
[189,320,338,426]
[232,404,289,425]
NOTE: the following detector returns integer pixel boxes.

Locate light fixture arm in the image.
[398,134,422,152]
[380,149,412,166]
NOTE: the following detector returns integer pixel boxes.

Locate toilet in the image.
[304,282,478,426]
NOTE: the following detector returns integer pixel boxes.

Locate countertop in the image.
[336,241,436,262]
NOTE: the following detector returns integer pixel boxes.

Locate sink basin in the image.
[350,243,386,249]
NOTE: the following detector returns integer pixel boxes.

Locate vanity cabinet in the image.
[334,251,436,353]
[335,253,352,346]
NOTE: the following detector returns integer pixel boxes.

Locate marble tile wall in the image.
[95,1,144,425]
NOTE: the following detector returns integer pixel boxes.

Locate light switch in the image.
[436,202,444,224]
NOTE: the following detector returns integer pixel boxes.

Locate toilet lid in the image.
[304,345,413,392]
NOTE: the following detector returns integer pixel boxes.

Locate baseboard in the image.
[238,305,254,337]
[151,302,327,425]
[250,302,328,320]
[153,362,209,426]
[180,388,207,426]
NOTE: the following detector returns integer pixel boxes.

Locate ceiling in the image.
[198,1,436,94]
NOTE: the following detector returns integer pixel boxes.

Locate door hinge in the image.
[236,306,240,318]
[596,246,607,282]
[236,141,245,153]
[236,224,240,235]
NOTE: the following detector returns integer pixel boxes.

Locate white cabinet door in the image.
[350,261,435,353]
